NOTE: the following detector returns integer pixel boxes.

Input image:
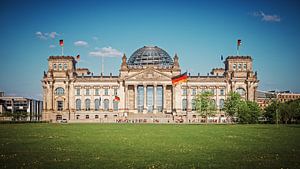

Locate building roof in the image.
[127,46,174,67]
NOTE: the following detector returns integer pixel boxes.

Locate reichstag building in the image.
[42,46,258,123]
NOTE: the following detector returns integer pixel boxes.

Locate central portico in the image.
[120,46,181,115]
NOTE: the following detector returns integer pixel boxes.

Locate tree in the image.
[264,100,280,123]
[195,91,216,123]
[224,92,242,122]
[224,92,261,124]
[244,101,261,124]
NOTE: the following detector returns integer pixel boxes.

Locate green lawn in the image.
[0,124,299,169]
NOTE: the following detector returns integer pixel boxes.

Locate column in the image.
[134,85,138,111]
[163,85,167,113]
[143,85,147,113]
[187,86,190,112]
[125,85,128,112]
[153,84,157,114]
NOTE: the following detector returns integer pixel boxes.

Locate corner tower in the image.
[224,56,259,101]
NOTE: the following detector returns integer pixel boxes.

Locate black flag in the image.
[221,55,223,61]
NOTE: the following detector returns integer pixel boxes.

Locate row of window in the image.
[182,99,225,111]
[75,99,118,111]
[75,88,118,96]
[53,63,68,71]
[232,63,247,71]
[54,87,119,96]
[182,89,225,96]
[75,114,115,120]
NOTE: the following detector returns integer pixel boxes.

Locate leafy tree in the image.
[224,92,242,121]
[195,91,216,123]
[264,100,280,123]
[244,101,261,124]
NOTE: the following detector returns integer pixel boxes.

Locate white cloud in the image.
[74,40,89,47]
[49,45,56,48]
[48,32,60,39]
[252,11,281,22]
[36,31,60,40]
[89,46,122,57]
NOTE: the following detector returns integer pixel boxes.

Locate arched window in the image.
[236,88,246,96]
[59,63,62,70]
[55,87,64,95]
[63,63,67,70]
[53,64,57,70]
[113,100,118,111]
[94,99,100,111]
[182,99,187,111]
[76,99,81,111]
[103,99,109,111]
[219,99,225,109]
[192,99,196,111]
[85,99,91,111]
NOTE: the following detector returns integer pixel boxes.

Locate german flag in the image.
[172,72,188,85]
[114,96,120,102]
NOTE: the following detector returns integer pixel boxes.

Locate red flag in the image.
[172,72,188,85]
[59,39,64,47]
[237,39,242,46]
[114,96,120,102]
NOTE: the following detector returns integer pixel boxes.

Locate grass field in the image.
[0,124,299,169]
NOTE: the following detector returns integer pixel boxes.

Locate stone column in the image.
[134,85,138,111]
[153,84,157,114]
[163,85,167,113]
[125,84,128,112]
[187,86,191,112]
[143,85,147,113]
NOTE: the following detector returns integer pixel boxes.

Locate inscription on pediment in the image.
[128,71,170,81]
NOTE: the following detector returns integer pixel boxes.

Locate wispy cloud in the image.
[92,36,99,41]
[252,11,281,22]
[49,45,56,48]
[89,46,122,57]
[36,31,60,40]
[74,40,88,47]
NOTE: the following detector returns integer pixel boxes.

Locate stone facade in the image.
[42,46,259,123]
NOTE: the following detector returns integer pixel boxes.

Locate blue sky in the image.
[0,0,300,99]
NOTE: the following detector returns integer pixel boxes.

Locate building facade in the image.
[256,90,300,109]
[0,92,43,121]
[42,46,258,123]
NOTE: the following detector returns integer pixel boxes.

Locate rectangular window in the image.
[95,115,99,119]
[76,89,80,96]
[156,86,163,112]
[64,63,67,70]
[95,89,99,95]
[210,89,215,95]
[57,101,63,111]
[238,64,242,70]
[182,99,187,111]
[220,89,225,96]
[86,89,90,95]
[104,89,109,95]
[86,115,89,119]
[137,86,144,113]
[192,89,196,95]
[233,64,236,70]
[114,89,118,96]
[243,63,247,70]
[182,89,187,95]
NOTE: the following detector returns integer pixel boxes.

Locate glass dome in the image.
[127,46,174,67]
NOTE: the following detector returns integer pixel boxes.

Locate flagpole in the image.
[62,46,64,56]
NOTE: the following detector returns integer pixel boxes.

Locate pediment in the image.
[125,68,172,81]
